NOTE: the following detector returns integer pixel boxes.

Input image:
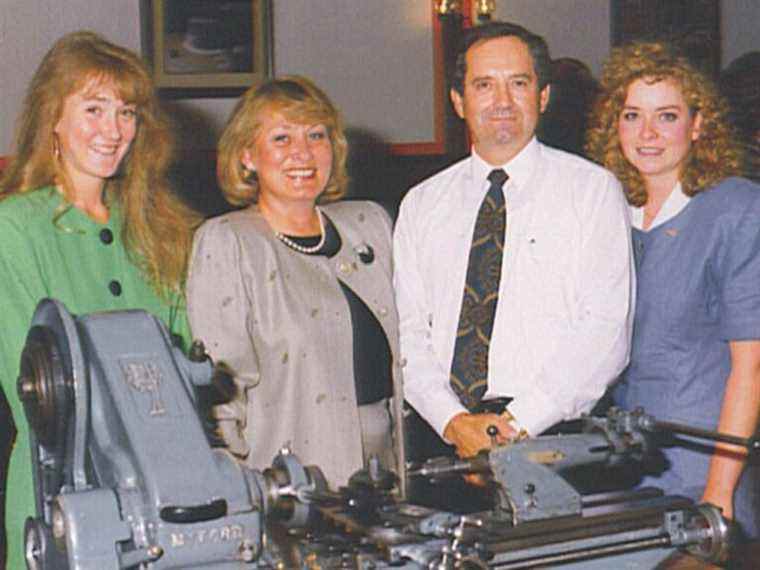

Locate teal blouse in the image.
[0,187,190,569]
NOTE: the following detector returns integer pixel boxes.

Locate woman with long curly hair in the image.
[587,42,760,540]
[0,31,200,567]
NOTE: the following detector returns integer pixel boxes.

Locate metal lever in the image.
[649,417,760,453]
[603,407,760,454]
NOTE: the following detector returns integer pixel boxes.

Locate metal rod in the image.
[490,535,671,568]
[581,487,663,509]
[654,420,760,452]
[406,457,486,478]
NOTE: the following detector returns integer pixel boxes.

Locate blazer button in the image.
[99,228,114,244]
[338,261,352,275]
[109,280,122,296]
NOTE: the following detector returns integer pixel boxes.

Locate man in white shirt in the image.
[393,21,634,461]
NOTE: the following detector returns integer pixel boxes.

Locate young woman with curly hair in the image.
[587,41,760,541]
[0,31,200,567]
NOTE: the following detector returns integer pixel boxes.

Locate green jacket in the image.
[0,187,190,569]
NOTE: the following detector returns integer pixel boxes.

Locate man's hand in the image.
[443,412,517,458]
[444,412,518,486]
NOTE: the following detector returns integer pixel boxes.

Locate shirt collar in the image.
[469,137,540,192]
[630,181,690,231]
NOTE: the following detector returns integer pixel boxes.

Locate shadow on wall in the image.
[164,111,459,223]
[537,58,601,158]
[163,101,233,219]
[344,128,403,218]
[721,51,760,182]
[346,128,460,222]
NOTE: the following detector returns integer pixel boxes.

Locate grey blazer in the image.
[187,201,405,490]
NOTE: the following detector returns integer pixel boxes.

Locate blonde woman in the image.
[187,77,405,489]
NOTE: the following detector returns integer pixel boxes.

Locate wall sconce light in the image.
[475,0,496,20]
[435,0,462,16]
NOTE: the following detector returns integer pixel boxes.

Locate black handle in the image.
[160,498,227,524]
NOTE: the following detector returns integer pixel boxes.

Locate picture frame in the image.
[140,0,272,98]
[610,0,720,75]
[389,8,450,155]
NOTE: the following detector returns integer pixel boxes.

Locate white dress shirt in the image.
[393,138,635,437]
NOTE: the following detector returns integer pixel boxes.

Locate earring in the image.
[53,135,60,159]
[243,163,257,182]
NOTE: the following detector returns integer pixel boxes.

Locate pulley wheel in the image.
[17,325,72,449]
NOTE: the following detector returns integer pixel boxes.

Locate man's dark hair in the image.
[450,21,551,94]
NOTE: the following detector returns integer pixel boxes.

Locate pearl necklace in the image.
[273,207,326,254]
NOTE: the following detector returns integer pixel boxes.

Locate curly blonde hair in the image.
[0,31,200,297]
[586,41,743,206]
[217,75,349,206]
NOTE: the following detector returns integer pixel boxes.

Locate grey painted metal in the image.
[56,490,130,569]
[23,300,268,569]
[21,300,731,569]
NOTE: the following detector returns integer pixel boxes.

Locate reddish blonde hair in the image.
[0,31,200,296]
[586,41,742,206]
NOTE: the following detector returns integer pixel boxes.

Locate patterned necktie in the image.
[449,168,508,410]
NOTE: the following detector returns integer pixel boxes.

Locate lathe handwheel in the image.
[17,325,72,449]
[686,504,732,564]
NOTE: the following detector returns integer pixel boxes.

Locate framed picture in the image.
[610,0,720,75]
[140,0,272,98]
[389,7,450,155]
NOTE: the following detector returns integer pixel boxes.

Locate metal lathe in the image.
[17,299,744,569]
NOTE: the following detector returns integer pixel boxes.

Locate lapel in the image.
[322,203,399,359]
